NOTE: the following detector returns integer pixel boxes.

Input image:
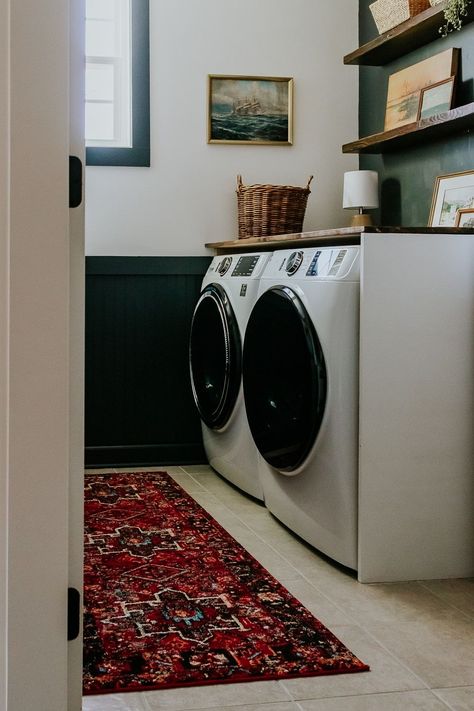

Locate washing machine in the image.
[189,251,272,500]
[242,246,360,569]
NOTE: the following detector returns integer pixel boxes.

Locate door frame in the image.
[0,0,78,708]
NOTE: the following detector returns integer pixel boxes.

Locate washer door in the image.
[243,286,327,472]
[189,283,241,430]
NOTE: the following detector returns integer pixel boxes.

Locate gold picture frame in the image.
[417,76,455,121]
[429,169,474,227]
[455,207,474,228]
[208,75,293,145]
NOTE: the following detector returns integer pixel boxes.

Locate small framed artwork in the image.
[417,77,455,121]
[429,169,474,227]
[208,75,293,145]
[455,207,474,228]
[384,48,458,132]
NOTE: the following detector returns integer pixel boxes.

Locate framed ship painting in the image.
[208,75,293,145]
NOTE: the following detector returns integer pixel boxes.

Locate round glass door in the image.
[189,284,241,429]
[243,286,327,472]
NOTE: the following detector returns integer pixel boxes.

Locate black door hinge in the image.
[68,587,81,641]
[69,156,83,208]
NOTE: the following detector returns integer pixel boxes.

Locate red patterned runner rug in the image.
[84,472,369,694]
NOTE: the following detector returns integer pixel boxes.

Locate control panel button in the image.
[286,251,304,276]
[217,257,233,276]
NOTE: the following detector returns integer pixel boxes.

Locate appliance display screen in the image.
[232,256,260,277]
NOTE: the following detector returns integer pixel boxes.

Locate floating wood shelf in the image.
[344,2,474,66]
[343,102,474,154]
[205,226,473,253]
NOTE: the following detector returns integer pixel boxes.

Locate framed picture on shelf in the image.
[417,77,455,121]
[455,207,474,228]
[429,169,474,226]
[384,48,459,132]
[208,75,293,145]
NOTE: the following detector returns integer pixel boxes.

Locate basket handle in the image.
[306,175,314,190]
[237,174,243,188]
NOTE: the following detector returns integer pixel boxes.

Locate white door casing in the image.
[69,0,85,708]
[0,0,82,709]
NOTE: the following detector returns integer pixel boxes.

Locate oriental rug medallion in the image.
[83,472,369,695]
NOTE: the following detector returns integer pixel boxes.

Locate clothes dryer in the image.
[243,246,360,568]
[189,252,272,500]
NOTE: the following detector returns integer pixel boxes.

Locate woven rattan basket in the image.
[370,0,430,33]
[236,175,313,240]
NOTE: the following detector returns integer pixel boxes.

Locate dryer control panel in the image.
[264,246,360,281]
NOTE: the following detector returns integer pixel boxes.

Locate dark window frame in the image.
[86,0,150,167]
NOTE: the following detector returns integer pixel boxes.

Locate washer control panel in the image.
[207,252,271,280]
[266,246,359,281]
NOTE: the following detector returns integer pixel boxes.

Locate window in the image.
[85,0,150,167]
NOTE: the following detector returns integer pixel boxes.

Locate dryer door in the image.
[189,283,241,430]
[243,286,327,472]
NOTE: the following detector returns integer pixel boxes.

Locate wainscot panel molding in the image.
[85,256,211,467]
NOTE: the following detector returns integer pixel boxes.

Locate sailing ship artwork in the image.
[208,75,293,144]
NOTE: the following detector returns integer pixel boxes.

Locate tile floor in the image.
[83,466,474,711]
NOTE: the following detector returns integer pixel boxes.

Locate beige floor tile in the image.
[85,468,117,475]
[274,539,351,588]
[113,466,174,473]
[181,465,215,475]
[305,575,467,628]
[142,680,291,709]
[280,625,425,700]
[192,705,299,711]
[369,617,474,688]
[235,538,302,580]
[434,686,474,710]
[166,471,208,494]
[277,577,353,627]
[299,690,450,710]
[421,580,474,620]
[82,692,149,710]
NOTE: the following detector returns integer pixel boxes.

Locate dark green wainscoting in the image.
[85,257,211,468]
[359,0,474,225]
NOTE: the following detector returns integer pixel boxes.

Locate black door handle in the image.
[69,156,83,208]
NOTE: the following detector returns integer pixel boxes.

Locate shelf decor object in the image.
[370,0,430,34]
[417,76,455,120]
[208,75,293,145]
[429,168,474,226]
[384,48,458,131]
[236,174,313,239]
[343,171,379,226]
[455,206,474,226]
[344,3,474,66]
[436,0,473,35]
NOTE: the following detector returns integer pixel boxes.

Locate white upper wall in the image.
[85,0,359,256]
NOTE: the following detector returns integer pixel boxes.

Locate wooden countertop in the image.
[205,226,474,253]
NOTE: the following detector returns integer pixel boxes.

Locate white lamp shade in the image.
[343,170,379,210]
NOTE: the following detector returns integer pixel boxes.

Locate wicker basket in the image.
[370,0,430,34]
[236,175,313,240]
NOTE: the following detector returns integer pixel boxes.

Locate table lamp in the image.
[343,170,379,227]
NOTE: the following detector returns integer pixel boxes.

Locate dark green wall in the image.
[85,257,211,468]
[359,0,474,225]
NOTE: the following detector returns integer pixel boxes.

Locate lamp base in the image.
[350,213,373,227]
